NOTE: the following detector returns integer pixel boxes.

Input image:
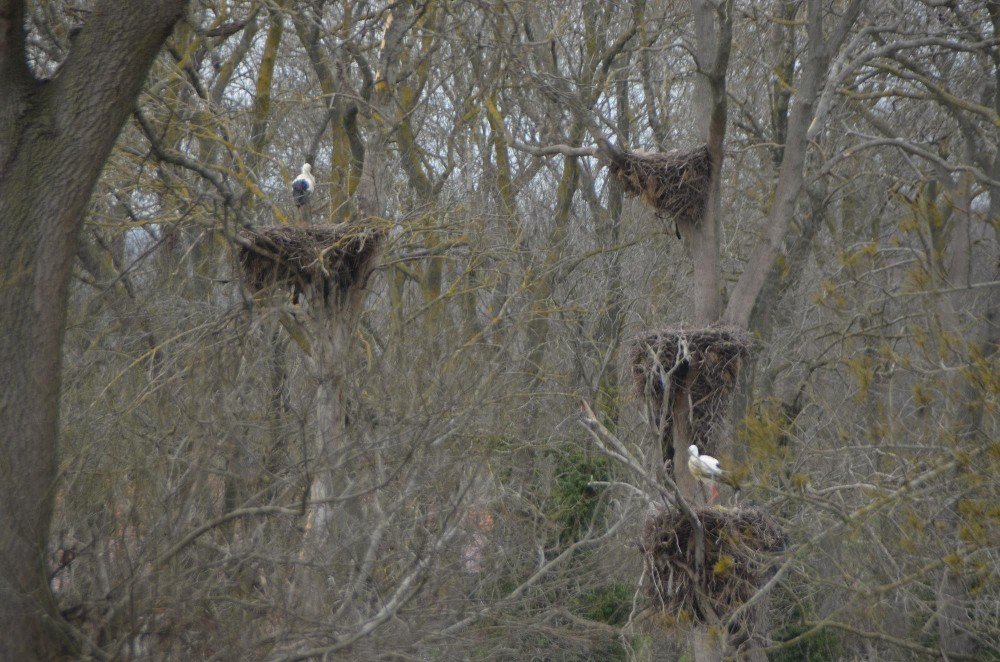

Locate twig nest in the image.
[630,327,751,458]
[236,224,382,303]
[602,145,711,227]
[641,506,786,625]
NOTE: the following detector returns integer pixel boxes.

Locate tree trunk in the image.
[0,1,187,657]
[937,563,976,657]
[689,0,731,326]
[290,124,386,616]
[295,297,361,616]
[686,1,732,658]
[723,0,864,329]
[721,38,822,327]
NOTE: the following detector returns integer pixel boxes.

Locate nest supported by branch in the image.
[630,327,751,459]
[642,506,785,626]
[603,145,711,228]
[236,225,382,303]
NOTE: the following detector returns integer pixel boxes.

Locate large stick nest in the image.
[629,327,751,459]
[642,506,786,625]
[602,145,711,226]
[236,225,382,303]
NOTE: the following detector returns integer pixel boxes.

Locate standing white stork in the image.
[687,444,726,504]
[291,163,315,208]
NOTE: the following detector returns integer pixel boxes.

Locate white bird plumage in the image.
[687,444,726,503]
[291,163,315,208]
[687,444,723,480]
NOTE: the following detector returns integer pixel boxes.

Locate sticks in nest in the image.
[629,327,752,460]
[236,225,382,304]
[602,145,711,230]
[642,506,785,626]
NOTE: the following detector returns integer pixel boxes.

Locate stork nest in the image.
[603,145,711,227]
[236,225,382,303]
[630,327,751,459]
[642,506,786,625]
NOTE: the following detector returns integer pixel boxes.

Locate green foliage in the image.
[587,638,629,661]
[549,451,611,546]
[575,582,632,626]
[771,624,844,662]
[741,397,793,458]
[712,554,734,577]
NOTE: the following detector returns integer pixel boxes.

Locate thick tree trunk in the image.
[686,2,732,659]
[723,0,864,329]
[0,1,187,657]
[291,127,386,616]
[721,48,822,327]
[937,563,976,657]
[689,0,731,326]
[295,297,361,616]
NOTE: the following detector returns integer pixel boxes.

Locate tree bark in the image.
[689,0,731,326]
[723,0,864,329]
[290,72,391,614]
[0,1,188,657]
[293,290,365,617]
[686,2,732,658]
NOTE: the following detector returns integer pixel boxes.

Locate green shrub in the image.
[550,451,610,546]
[771,623,844,662]
[576,582,632,626]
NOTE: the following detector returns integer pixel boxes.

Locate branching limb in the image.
[580,401,702,531]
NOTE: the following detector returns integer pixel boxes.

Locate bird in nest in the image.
[291,163,315,208]
[687,444,738,504]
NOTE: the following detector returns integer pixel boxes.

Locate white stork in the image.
[291,163,315,208]
[687,444,726,504]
